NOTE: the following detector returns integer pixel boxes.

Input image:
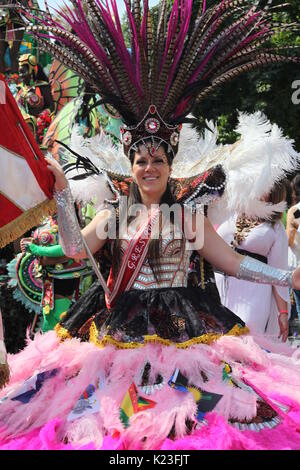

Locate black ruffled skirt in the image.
[58,282,247,347]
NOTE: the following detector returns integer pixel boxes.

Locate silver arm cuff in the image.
[54,185,85,258]
[236,256,293,288]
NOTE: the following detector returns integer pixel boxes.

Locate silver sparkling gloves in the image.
[54,185,85,258]
[237,256,293,288]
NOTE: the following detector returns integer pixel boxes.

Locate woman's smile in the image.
[131,144,172,203]
[142,175,159,181]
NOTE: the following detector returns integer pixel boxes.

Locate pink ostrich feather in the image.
[188,7,261,86]
[59,0,113,71]
[0,419,95,450]
[1,332,300,449]
[141,0,149,52]
[124,0,142,92]
[163,0,193,99]
[96,0,141,90]
[159,0,179,73]
[161,411,300,450]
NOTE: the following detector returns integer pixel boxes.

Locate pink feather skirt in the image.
[1,327,300,450]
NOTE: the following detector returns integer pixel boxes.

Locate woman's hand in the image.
[45,156,68,191]
[278,313,289,342]
[20,237,33,254]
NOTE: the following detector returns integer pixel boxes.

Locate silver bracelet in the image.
[54,185,85,258]
[237,256,293,288]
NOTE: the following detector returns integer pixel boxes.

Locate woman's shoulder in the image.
[271,219,288,239]
[216,216,237,236]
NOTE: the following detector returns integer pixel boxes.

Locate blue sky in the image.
[44,0,159,17]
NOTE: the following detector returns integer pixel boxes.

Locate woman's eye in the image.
[154,159,164,164]
[136,160,146,165]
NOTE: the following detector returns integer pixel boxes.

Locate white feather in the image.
[209,111,299,224]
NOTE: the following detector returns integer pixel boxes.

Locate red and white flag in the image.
[0,77,55,248]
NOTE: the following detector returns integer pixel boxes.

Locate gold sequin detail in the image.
[233,216,262,247]
[55,324,72,341]
[89,322,249,350]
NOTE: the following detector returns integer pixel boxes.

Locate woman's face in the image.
[131,144,172,196]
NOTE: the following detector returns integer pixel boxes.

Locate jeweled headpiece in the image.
[121,105,182,158]
[22,0,299,160]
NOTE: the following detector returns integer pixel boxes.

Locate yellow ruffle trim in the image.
[0,198,57,248]
[89,322,249,350]
[55,323,72,341]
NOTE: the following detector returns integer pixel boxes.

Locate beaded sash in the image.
[105,208,160,308]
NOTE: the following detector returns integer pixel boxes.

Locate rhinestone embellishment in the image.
[122,131,132,145]
[145,118,160,134]
[149,104,157,114]
[170,131,179,146]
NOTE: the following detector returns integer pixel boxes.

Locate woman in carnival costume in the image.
[215,180,290,340]
[1,0,300,451]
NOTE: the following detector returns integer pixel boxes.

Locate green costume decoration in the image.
[42,298,71,332]
[4,216,93,333]
[30,216,92,332]
[27,243,65,258]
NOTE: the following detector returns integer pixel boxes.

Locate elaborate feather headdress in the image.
[22,0,299,158]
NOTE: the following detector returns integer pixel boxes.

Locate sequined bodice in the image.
[120,232,192,290]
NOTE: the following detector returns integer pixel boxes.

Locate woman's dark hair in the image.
[112,141,183,280]
[292,174,300,204]
[266,180,287,225]
[283,178,293,209]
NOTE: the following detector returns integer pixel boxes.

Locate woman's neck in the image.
[139,191,164,210]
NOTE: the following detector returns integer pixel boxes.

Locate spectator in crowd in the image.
[215,180,289,341]
[287,174,300,320]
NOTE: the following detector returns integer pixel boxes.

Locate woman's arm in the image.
[45,157,110,259]
[272,286,289,342]
[80,209,112,256]
[192,215,299,288]
[197,216,243,276]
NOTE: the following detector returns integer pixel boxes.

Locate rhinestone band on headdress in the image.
[120,105,182,159]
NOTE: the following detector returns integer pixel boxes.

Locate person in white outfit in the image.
[215,181,289,341]
[286,175,300,319]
